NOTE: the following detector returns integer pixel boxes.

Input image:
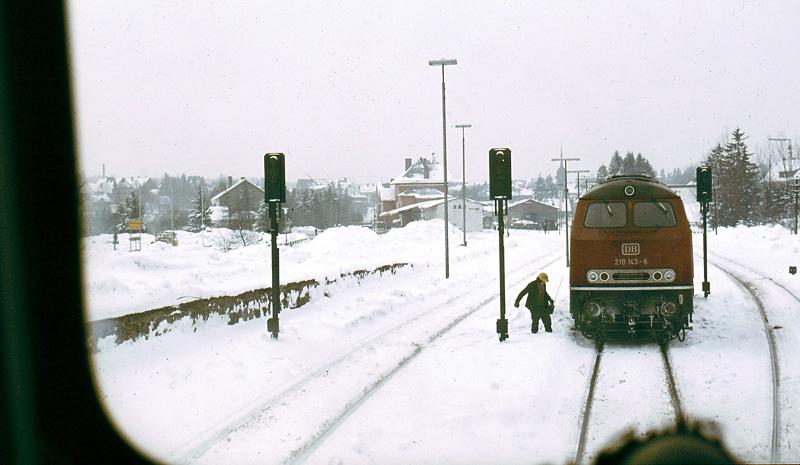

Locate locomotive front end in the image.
[569,176,694,342]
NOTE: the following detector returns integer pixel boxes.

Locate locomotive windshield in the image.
[584,202,627,228]
[634,201,677,228]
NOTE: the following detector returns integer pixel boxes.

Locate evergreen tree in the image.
[633,153,656,177]
[622,152,636,174]
[544,175,558,199]
[187,187,212,232]
[533,175,547,200]
[705,128,760,227]
[596,165,608,182]
[116,191,144,230]
[608,151,623,176]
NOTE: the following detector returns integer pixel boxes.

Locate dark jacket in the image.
[514,278,553,312]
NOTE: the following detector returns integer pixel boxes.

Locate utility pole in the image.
[552,153,580,267]
[771,138,798,235]
[568,170,590,201]
[429,58,457,278]
[455,123,471,246]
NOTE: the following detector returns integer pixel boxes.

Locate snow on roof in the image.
[210,178,264,203]
[391,157,458,185]
[379,185,396,201]
[379,196,483,217]
[506,198,559,210]
[88,177,115,195]
[398,187,444,200]
[116,176,151,188]
[359,184,377,194]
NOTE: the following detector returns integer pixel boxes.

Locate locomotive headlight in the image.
[587,271,599,282]
[664,270,676,281]
[660,302,677,316]
[584,302,603,319]
[599,272,610,281]
[652,271,663,281]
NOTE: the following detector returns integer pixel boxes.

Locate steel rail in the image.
[710,261,780,463]
[285,253,565,465]
[177,250,564,464]
[574,342,604,465]
[659,343,685,425]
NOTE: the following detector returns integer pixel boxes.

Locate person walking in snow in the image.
[514,272,554,333]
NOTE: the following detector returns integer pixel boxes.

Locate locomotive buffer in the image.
[489,148,512,342]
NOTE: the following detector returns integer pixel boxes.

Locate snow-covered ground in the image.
[85,218,800,464]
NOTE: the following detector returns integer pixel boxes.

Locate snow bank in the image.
[83,221,519,320]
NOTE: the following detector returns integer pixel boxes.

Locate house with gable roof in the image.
[379,156,483,230]
[209,177,264,227]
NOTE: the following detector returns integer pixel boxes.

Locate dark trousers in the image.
[529,308,552,333]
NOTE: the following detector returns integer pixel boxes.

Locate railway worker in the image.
[514,272,554,333]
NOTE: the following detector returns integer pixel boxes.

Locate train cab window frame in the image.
[633,200,677,228]
[583,202,627,228]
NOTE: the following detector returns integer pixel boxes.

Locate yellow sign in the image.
[127,219,143,232]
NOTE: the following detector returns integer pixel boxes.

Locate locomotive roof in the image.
[581,175,678,200]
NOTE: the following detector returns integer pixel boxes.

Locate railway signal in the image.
[697,166,712,297]
[264,153,286,339]
[489,148,512,342]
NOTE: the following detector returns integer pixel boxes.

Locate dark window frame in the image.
[633,201,677,228]
[583,202,628,228]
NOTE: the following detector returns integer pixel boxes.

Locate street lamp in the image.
[455,123,471,246]
[429,58,457,279]
[551,153,580,267]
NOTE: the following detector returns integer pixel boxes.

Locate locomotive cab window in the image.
[633,201,677,228]
[584,202,627,228]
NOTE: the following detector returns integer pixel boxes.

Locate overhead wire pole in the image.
[770,138,797,235]
[568,170,591,200]
[455,123,471,246]
[552,154,580,267]
[429,58,457,278]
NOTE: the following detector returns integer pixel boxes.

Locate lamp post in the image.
[551,153,580,267]
[455,123,471,246]
[429,58,457,278]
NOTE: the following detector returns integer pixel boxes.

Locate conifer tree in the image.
[187,187,212,232]
[596,165,608,181]
[705,128,760,227]
[633,153,656,177]
[622,152,636,174]
[608,151,623,176]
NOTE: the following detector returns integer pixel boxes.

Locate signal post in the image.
[264,153,286,339]
[489,148,512,342]
[697,166,712,298]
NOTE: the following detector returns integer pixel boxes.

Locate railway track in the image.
[573,342,684,465]
[708,257,784,463]
[178,250,565,464]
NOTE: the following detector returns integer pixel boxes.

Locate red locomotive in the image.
[569,175,694,342]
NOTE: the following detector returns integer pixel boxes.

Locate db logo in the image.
[621,243,640,255]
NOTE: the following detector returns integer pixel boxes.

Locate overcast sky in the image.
[68,1,800,183]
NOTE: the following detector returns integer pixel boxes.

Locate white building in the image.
[379,196,483,232]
